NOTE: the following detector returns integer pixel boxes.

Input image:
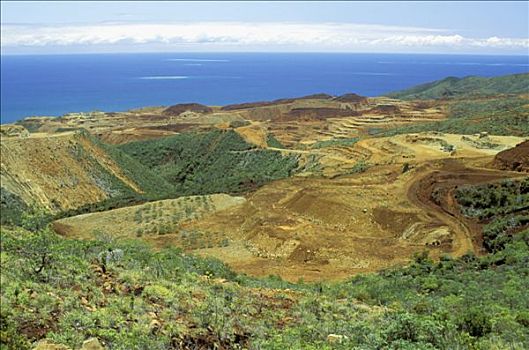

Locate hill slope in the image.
[492,140,529,172]
[380,95,529,136]
[387,73,529,100]
[118,130,300,196]
[0,131,173,218]
[2,219,528,349]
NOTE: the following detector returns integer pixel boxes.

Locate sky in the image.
[1,1,528,55]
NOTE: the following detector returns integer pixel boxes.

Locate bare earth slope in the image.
[1,131,144,212]
[55,130,526,281]
[492,140,529,172]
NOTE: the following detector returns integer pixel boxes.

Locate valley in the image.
[2,74,527,281]
[1,73,528,349]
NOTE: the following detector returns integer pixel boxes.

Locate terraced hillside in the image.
[380,95,529,137]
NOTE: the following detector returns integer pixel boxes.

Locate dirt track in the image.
[406,159,524,256]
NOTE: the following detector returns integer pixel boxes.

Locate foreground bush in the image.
[1,224,528,349]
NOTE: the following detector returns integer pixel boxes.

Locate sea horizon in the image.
[2,52,528,124]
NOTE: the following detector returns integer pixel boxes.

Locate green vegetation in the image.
[16,130,296,221]
[35,131,178,220]
[126,196,221,240]
[266,134,286,149]
[13,120,42,133]
[460,135,501,150]
[382,74,529,136]
[310,137,360,149]
[90,134,175,199]
[177,229,231,250]
[456,178,529,220]
[3,73,529,349]
[482,215,529,253]
[118,130,299,196]
[4,177,528,349]
[456,178,529,255]
[345,159,369,175]
[2,220,528,349]
[386,73,529,100]
[0,187,29,226]
[379,97,529,136]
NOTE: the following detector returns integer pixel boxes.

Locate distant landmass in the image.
[387,72,529,99]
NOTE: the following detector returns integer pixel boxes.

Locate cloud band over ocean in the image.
[2,22,528,53]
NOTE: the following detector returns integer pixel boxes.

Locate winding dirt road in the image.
[406,159,524,256]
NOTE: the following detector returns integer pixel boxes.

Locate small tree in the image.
[20,206,51,231]
[17,230,57,282]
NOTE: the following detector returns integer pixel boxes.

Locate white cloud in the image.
[1,22,528,52]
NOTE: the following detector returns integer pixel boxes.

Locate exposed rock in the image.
[274,93,334,103]
[286,107,360,120]
[80,338,104,350]
[0,132,145,213]
[162,103,212,116]
[149,319,162,334]
[221,101,275,111]
[32,340,71,350]
[221,93,335,111]
[400,223,453,247]
[369,104,401,115]
[327,334,349,344]
[492,140,529,172]
[333,93,367,103]
[0,124,30,138]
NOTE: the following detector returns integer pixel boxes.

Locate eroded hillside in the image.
[2,73,528,282]
[54,130,526,281]
[0,131,146,213]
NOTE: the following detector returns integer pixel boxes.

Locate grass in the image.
[54,194,246,244]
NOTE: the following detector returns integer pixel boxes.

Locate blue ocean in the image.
[1,53,528,123]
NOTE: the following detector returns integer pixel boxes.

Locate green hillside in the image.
[387,73,529,100]
[118,130,299,196]
[0,187,29,226]
[0,130,299,222]
[50,132,177,219]
[90,134,175,199]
